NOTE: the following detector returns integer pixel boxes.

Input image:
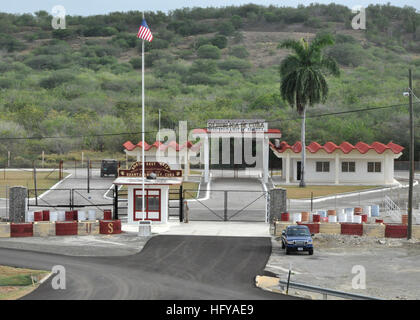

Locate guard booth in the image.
[113,162,183,224]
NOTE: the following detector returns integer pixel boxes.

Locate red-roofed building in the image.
[270,140,404,185]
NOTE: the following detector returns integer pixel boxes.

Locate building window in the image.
[368,162,381,173]
[316,161,330,172]
[342,161,356,172]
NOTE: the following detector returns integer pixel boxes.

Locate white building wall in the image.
[274,149,401,185]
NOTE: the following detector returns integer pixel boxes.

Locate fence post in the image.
[224,191,228,221]
[33,163,38,207]
[179,185,183,222]
[114,184,119,220]
[70,189,73,210]
[87,159,90,193]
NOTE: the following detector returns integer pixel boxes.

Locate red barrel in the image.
[312,214,321,223]
[34,211,43,222]
[99,220,122,234]
[301,212,309,222]
[402,215,408,225]
[354,207,363,215]
[320,217,329,223]
[11,223,33,237]
[56,222,78,236]
[42,210,50,221]
[103,210,112,220]
[72,210,78,220]
[361,214,368,223]
[375,219,384,223]
[65,211,73,221]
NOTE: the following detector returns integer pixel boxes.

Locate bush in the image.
[129,57,142,69]
[194,37,212,49]
[0,33,26,52]
[231,15,243,29]
[217,21,235,36]
[25,54,73,70]
[327,43,366,67]
[190,60,217,74]
[229,45,249,59]
[211,35,228,49]
[110,63,133,74]
[197,45,221,59]
[52,29,77,40]
[109,33,138,49]
[218,57,252,73]
[0,78,13,89]
[39,72,76,89]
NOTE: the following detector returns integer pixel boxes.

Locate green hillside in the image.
[0,3,419,165]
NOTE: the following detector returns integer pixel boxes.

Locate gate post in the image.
[179,185,184,222]
[268,188,287,223]
[114,184,119,220]
[224,191,228,221]
[9,186,27,223]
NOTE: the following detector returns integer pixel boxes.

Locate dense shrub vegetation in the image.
[0,3,419,165]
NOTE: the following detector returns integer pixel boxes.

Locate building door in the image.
[297,161,302,181]
[134,189,161,221]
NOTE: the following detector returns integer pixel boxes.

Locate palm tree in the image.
[278,34,340,187]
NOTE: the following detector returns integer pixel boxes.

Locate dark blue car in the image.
[281,225,314,255]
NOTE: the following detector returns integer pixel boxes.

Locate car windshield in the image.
[287,228,310,237]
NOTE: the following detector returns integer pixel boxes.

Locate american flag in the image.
[137,19,153,42]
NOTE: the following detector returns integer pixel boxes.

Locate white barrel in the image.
[345,207,354,214]
[49,211,58,222]
[292,213,302,223]
[58,211,66,221]
[347,212,354,223]
[353,215,362,224]
[363,206,372,217]
[371,205,380,217]
[328,215,337,223]
[337,208,345,215]
[77,211,87,221]
[317,210,327,217]
[27,211,34,222]
[338,213,347,222]
[88,210,96,221]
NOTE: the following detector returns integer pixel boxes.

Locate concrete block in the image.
[78,221,99,236]
[363,223,385,238]
[33,222,56,237]
[274,221,294,236]
[412,225,420,239]
[0,222,11,238]
[9,186,27,223]
[319,223,341,234]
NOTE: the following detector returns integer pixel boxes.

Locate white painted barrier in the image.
[88,210,96,221]
[49,212,58,222]
[328,215,337,223]
[338,213,347,223]
[27,211,34,222]
[77,211,87,221]
[58,211,66,221]
[353,215,362,224]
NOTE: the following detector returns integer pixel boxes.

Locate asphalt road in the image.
[0,235,296,300]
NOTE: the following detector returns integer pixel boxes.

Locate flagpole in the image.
[141,13,145,222]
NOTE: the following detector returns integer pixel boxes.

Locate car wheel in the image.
[308,249,313,255]
[286,248,290,255]
[281,241,285,249]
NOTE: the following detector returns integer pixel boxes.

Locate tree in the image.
[278,34,340,187]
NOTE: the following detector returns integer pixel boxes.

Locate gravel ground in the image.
[266,234,420,300]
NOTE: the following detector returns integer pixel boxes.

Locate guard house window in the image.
[316,161,330,172]
[342,161,356,172]
[368,162,381,173]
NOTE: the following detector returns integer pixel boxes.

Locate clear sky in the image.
[2,1,419,16]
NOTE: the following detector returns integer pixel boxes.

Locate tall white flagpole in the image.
[141,13,145,222]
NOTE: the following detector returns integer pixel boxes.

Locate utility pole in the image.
[408,69,414,240]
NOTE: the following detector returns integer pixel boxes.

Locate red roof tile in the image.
[271,141,404,154]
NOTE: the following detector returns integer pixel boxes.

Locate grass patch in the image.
[276,185,379,199]
[0,266,48,300]
[0,170,69,198]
